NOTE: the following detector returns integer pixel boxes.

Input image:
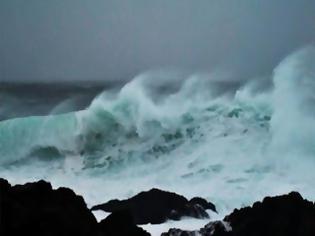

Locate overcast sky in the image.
[0,0,315,82]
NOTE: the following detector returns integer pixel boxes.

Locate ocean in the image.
[1,47,315,235]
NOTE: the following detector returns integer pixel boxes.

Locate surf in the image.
[0,47,315,216]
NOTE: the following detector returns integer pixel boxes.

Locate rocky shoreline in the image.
[1,178,315,236]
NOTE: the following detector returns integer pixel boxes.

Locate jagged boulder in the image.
[0,178,97,236]
[161,221,231,236]
[92,188,216,224]
[0,178,151,236]
[217,191,315,236]
[162,192,315,236]
[189,197,217,212]
[98,209,150,236]
[161,228,198,236]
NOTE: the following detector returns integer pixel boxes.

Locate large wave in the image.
[1,47,315,215]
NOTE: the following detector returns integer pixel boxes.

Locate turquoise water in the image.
[1,47,315,218]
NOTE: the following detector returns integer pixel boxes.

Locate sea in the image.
[1,47,315,235]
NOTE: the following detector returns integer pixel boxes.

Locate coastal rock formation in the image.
[219,191,315,236]
[4,178,314,236]
[0,178,150,236]
[0,178,97,236]
[161,192,315,236]
[161,221,231,236]
[189,197,217,212]
[91,188,215,224]
[98,209,150,236]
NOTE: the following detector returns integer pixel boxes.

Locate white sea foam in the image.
[1,47,315,235]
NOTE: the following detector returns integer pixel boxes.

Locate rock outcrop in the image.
[0,178,150,236]
[0,178,97,236]
[161,192,315,236]
[219,191,315,236]
[92,188,216,224]
[161,221,231,236]
[98,209,151,236]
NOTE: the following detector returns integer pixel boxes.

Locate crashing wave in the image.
[0,47,315,213]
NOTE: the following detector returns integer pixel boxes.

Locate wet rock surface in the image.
[0,178,150,236]
[0,178,97,236]
[3,178,315,236]
[98,209,150,236]
[91,188,215,224]
[218,191,315,236]
[161,192,315,236]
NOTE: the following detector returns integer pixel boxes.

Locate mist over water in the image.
[1,0,315,82]
[0,82,120,121]
[0,47,315,226]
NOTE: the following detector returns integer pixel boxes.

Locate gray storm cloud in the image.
[0,0,314,82]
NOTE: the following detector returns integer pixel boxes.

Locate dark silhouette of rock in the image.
[201,221,231,235]
[0,178,97,236]
[215,191,315,236]
[92,188,215,224]
[162,192,315,236]
[0,178,10,190]
[189,197,217,212]
[161,221,231,236]
[161,228,198,236]
[0,178,151,236]
[98,210,150,236]
[169,203,210,221]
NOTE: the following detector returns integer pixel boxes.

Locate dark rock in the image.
[189,197,217,212]
[160,221,231,236]
[200,221,231,236]
[0,178,11,192]
[214,191,315,236]
[169,203,209,220]
[0,178,97,236]
[161,228,198,236]
[0,178,151,236]
[162,192,315,236]
[92,188,215,224]
[98,210,150,236]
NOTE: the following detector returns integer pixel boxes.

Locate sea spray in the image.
[271,46,315,155]
[0,47,314,219]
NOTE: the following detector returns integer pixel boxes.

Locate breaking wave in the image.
[1,47,315,215]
